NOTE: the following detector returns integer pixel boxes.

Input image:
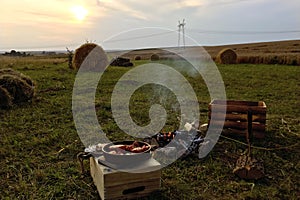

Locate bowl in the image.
[102,141,151,165]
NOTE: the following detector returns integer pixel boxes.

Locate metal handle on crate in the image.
[77,152,92,175]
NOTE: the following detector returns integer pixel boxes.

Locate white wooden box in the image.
[90,157,161,200]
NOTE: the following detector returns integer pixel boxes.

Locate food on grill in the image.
[108,141,150,155]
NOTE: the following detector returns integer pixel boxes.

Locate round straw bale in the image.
[0,74,35,104]
[135,55,141,60]
[0,86,13,108]
[150,54,160,61]
[0,68,35,87]
[72,43,108,70]
[109,57,133,67]
[216,48,237,64]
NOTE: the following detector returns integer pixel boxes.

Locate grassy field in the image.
[121,40,300,65]
[0,55,299,199]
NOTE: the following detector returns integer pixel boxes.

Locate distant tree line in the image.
[2,50,31,57]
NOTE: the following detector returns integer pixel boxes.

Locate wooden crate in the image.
[90,157,161,200]
[208,100,267,138]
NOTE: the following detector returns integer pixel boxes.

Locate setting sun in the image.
[71,5,88,21]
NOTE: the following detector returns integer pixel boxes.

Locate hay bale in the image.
[0,74,35,104]
[0,86,13,108]
[0,68,35,107]
[216,48,237,64]
[150,54,159,61]
[110,57,133,67]
[135,55,141,60]
[0,68,35,87]
[72,43,98,70]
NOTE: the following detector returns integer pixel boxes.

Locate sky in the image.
[0,0,300,51]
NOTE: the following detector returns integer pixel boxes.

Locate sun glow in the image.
[71,5,88,21]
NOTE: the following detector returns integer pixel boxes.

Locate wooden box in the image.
[90,157,161,200]
[208,100,267,138]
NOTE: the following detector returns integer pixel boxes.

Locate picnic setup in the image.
[77,99,267,200]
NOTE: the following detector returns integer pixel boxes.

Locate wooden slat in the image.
[208,112,266,123]
[105,179,161,199]
[104,170,161,186]
[208,128,265,139]
[221,128,265,139]
[209,120,266,131]
[211,100,261,106]
[209,104,266,114]
[209,100,267,114]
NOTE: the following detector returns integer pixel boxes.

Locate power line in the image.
[102,27,299,45]
[1,43,81,51]
[2,28,299,50]
[1,30,176,50]
[103,30,175,44]
[187,28,300,35]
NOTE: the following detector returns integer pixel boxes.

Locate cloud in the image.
[175,0,203,8]
[95,0,148,20]
[173,0,254,10]
[1,0,299,50]
[91,0,249,24]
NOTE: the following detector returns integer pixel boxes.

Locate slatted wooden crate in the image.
[208,100,267,138]
[90,157,161,200]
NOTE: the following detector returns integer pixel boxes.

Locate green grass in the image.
[0,56,299,199]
